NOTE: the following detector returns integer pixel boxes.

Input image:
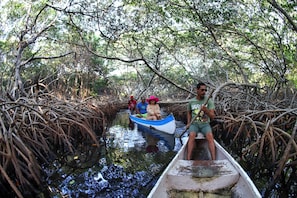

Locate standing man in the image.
[186,82,216,160]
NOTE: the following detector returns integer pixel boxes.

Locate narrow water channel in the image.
[43,110,186,197]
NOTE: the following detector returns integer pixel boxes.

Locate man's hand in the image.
[201,105,209,114]
[186,123,190,129]
[201,105,215,120]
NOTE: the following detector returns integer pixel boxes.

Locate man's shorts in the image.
[189,122,212,136]
[136,113,147,118]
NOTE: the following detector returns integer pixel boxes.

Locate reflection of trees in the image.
[105,145,176,196]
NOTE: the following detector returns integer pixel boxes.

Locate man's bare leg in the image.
[206,132,216,160]
[187,132,196,160]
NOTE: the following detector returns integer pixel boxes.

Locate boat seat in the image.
[196,133,205,139]
[167,159,239,192]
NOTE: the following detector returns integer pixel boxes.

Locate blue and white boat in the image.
[129,114,176,135]
[129,114,176,150]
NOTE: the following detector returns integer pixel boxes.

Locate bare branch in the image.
[268,0,297,32]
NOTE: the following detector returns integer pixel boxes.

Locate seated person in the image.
[136,97,148,118]
[128,95,137,114]
[146,95,161,120]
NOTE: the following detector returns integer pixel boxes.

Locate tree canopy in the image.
[0,0,296,99]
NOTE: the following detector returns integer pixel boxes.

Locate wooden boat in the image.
[148,135,261,198]
[129,114,176,150]
[129,114,176,135]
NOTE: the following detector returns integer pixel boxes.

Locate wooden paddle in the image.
[178,89,215,145]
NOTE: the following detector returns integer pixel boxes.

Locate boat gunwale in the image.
[129,113,175,126]
[147,137,261,198]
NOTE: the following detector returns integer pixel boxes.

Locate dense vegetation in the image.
[0,0,296,197]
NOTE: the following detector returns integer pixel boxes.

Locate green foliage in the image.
[0,0,296,98]
[91,78,109,96]
[287,66,297,88]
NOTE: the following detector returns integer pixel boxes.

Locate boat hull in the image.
[129,114,176,134]
[148,137,261,198]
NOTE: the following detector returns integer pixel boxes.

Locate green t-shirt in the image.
[187,97,215,124]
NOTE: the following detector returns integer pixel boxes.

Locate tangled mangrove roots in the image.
[0,93,121,197]
[213,84,297,196]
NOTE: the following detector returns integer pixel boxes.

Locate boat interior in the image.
[168,138,239,197]
[148,135,260,198]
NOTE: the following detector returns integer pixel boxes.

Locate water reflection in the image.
[44,110,186,197]
[108,124,146,152]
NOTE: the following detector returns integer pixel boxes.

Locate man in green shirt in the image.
[186,82,216,160]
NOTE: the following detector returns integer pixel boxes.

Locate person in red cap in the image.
[146,95,161,120]
[128,95,137,114]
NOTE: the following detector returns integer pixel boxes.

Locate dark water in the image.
[40,110,297,198]
[42,111,186,198]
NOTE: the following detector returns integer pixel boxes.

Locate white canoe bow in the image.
[148,136,261,198]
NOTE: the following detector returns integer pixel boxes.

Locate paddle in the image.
[178,89,215,145]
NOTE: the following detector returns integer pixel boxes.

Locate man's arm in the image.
[186,110,192,128]
[135,103,140,114]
